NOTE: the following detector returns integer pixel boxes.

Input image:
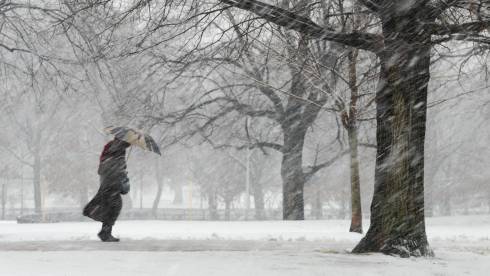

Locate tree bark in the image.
[353,19,433,257]
[281,129,306,220]
[348,125,362,233]
[346,47,363,234]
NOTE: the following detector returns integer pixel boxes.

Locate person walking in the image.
[83,138,131,242]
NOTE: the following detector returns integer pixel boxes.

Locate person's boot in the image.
[98,223,120,242]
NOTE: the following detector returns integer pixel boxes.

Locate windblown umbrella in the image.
[104,126,161,155]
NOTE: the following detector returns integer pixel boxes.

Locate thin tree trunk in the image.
[172,184,184,205]
[33,147,42,215]
[152,161,164,218]
[1,178,6,220]
[442,189,451,216]
[253,181,265,220]
[312,190,323,219]
[139,174,143,209]
[340,185,348,219]
[20,173,24,215]
[348,125,362,233]
[346,47,363,234]
[353,20,433,257]
[224,199,231,221]
[124,195,133,210]
[208,188,219,220]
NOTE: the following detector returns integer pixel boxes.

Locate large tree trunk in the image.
[253,181,265,220]
[281,129,306,220]
[280,31,310,221]
[353,20,433,257]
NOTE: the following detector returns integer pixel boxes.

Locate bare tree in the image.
[213,0,490,257]
[59,0,490,256]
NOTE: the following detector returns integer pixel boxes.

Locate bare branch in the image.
[357,0,382,12]
[0,43,31,53]
[359,142,377,149]
[430,20,490,36]
[303,149,350,181]
[220,0,383,52]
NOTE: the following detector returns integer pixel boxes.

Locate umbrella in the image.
[104,126,161,155]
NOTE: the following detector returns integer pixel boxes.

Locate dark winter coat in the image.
[83,140,130,225]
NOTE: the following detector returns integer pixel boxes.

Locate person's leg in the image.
[98,221,119,242]
[98,194,122,242]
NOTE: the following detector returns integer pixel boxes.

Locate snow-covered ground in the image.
[0,215,489,275]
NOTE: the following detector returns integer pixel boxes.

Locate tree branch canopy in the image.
[219,0,383,52]
[357,0,382,12]
[430,20,490,36]
[429,0,489,18]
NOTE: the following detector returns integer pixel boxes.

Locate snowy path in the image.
[0,242,488,276]
[0,215,489,275]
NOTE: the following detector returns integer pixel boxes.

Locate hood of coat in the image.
[100,139,130,162]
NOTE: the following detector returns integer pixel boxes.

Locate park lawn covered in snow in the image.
[0,215,489,275]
